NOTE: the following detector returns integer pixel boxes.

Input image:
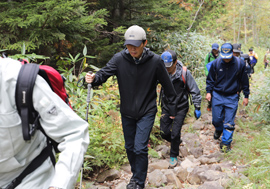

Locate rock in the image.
[210,164,222,172]
[198,170,227,182]
[115,181,127,189]
[187,172,201,185]
[148,169,167,187]
[189,147,203,158]
[96,169,120,183]
[197,181,224,189]
[192,120,205,130]
[155,145,170,157]
[220,178,233,188]
[90,185,110,189]
[163,169,183,188]
[201,113,211,121]
[174,166,188,182]
[181,158,196,169]
[198,156,219,164]
[179,146,189,157]
[120,164,131,174]
[148,160,169,172]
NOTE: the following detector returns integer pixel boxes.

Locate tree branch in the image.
[187,0,204,32]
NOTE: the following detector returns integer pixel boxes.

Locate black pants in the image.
[160,107,188,157]
[265,62,268,69]
[122,113,156,188]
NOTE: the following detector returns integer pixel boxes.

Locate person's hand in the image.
[243,98,249,106]
[85,72,95,83]
[169,116,175,119]
[206,93,211,102]
[194,109,201,119]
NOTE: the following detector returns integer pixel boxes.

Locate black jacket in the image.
[92,48,177,119]
[162,61,201,111]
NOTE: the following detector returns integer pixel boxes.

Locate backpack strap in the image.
[15,63,40,141]
[182,66,187,86]
[4,140,54,189]
[208,52,211,63]
[214,57,222,81]
[181,66,192,104]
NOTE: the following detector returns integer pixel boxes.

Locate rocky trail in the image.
[83,110,251,189]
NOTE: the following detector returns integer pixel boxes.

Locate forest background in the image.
[1,0,270,188]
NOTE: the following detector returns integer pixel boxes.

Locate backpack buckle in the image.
[29,115,40,136]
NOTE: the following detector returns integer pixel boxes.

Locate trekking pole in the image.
[85,71,93,122]
[80,71,93,189]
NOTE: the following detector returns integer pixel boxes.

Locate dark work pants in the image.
[121,113,155,188]
[160,108,188,157]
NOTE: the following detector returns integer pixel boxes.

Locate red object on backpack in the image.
[19,59,72,109]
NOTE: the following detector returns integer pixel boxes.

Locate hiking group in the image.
[1,25,252,189]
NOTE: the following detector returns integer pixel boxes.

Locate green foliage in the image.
[0,0,108,59]
[228,125,270,188]
[249,68,270,123]
[148,31,224,78]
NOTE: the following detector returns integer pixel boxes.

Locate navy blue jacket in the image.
[206,56,250,98]
[92,48,178,119]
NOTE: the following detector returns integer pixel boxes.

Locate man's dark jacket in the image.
[206,56,250,98]
[92,48,177,119]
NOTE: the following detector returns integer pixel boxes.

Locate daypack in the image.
[206,60,214,72]
[6,62,73,189]
[15,62,72,150]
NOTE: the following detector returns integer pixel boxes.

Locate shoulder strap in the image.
[181,66,192,104]
[208,52,211,62]
[4,140,55,189]
[237,57,240,75]
[214,57,222,80]
[182,66,187,85]
[15,64,40,141]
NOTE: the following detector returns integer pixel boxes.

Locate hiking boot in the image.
[214,130,222,140]
[169,157,178,168]
[126,178,136,189]
[220,142,231,153]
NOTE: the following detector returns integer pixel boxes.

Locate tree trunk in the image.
[244,0,247,44]
[237,0,242,43]
[233,0,236,43]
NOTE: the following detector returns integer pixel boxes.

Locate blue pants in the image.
[212,91,239,145]
[121,113,155,187]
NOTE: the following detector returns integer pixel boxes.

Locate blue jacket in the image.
[206,56,250,98]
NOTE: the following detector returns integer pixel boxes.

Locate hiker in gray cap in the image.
[85,25,177,189]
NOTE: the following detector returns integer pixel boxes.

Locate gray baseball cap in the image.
[124,25,146,47]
